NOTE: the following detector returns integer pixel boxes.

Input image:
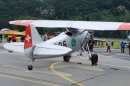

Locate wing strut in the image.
[80,31,92,58]
[66,28,69,32]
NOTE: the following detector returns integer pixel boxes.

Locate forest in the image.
[0,0,130,38]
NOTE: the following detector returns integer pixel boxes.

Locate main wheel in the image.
[66,55,71,62]
[28,65,33,70]
[63,55,71,62]
[91,54,98,65]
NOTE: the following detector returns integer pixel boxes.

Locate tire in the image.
[63,55,71,62]
[91,54,98,65]
[66,55,71,62]
[28,65,33,70]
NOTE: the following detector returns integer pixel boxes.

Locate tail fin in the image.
[24,24,43,59]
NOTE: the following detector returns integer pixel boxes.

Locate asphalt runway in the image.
[0,42,130,86]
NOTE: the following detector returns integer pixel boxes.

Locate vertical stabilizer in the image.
[24,24,43,59]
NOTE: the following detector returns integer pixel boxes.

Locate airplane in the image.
[3,20,130,70]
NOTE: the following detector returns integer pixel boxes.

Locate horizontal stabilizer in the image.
[33,43,72,58]
[3,42,24,53]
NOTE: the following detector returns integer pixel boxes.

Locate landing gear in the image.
[63,55,71,62]
[28,59,35,70]
[90,54,98,66]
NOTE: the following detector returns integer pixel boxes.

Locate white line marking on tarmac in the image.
[116,53,125,55]
[70,59,130,70]
[20,57,64,61]
[102,53,109,54]
[0,51,24,55]
[25,70,72,76]
[3,65,26,71]
[99,63,130,69]
[3,65,71,76]
[20,58,30,60]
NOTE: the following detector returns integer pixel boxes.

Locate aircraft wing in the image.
[9,20,130,30]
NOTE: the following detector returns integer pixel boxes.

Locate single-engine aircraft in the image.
[3,20,130,70]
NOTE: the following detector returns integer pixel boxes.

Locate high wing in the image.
[9,20,130,30]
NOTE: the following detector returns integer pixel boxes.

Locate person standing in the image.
[106,41,111,52]
[0,32,2,43]
[94,40,97,46]
[111,41,114,47]
[11,34,16,42]
[97,40,100,46]
[89,39,95,52]
[128,42,130,54]
[100,41,104,47]
[120,41,126,53]
[20,35,24,42]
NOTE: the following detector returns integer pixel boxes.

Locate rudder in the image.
[24,24,43,59]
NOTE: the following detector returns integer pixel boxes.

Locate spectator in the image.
[20,35,24,42]
[11,34,16,42]
[120,41,126,53]
[111,41,114,47]
[106,41,111,52]
[94,40,97,46]
[0,32,2,43]
[8,36,11,43]
[89,39,95,52]
[5,35,8,42]
[97,40,100,46]
[100,41,104,47]
[128,42,130,54]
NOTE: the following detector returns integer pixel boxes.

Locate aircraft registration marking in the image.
[50,61,85,86]
[55,41,67,47]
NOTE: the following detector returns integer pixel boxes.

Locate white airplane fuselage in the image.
[33,31,88,59]
[46,31,87,51]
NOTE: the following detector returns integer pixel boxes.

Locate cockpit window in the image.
[65,32,72,36]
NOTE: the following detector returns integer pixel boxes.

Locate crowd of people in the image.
[94,40,130,54]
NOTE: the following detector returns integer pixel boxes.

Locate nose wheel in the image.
[28,65,33,70]
[28,59,35,70]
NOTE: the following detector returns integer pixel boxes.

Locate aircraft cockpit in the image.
[65,31,72,36]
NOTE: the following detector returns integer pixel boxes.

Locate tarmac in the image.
[0,42,130,86]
